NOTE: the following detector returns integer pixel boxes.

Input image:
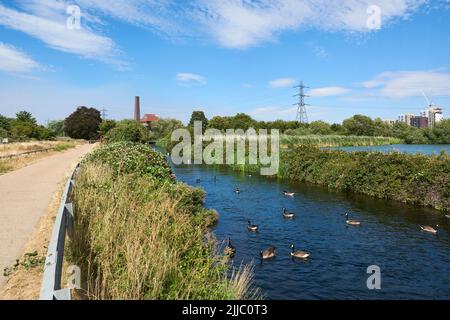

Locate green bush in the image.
[282,146,450,211]
[107,120,151,143]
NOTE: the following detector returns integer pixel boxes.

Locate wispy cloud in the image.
[308,86,350,97]
[10,0,428,52]
[176,73,207,86]
[0,43,42,73]
[0,2,126,68]
[362,70,450,98]
[191,0,427,49]
[269,77,296,88]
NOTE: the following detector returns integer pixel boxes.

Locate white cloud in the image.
[13,0,428,51]
[308,86,350,97]
[0,2,125,67]
[269,78,296,88]
[191,0,427,48]
[176,73,207,85]
[0,43,42,73]
[362,71,450,98]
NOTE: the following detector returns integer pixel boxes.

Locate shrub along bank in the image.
[68,142,257,300]
[232,145,449,212]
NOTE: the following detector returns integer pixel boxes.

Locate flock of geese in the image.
[224,188,443,261]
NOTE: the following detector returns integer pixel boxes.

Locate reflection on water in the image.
[326,144,450,155]
[173,164,450,300]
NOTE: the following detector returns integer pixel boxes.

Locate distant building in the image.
[427,106,443,128]
[411,116,428,129]
[141,114,159,128]
[398,113,414,126]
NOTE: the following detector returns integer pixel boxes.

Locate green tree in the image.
[47,120,65,137]
[151,118,184,140]
[188,111,208,131]
[208,116,230,131]
[65,106,102,140]
[98,120,117,137]
[16,111,37,124]
[107,120,150,143]
[343,115,375,136]
[431,119,450,144]
[0,114,12,132]
[309,121,333,135]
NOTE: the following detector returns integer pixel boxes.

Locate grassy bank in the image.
[228,146,449,212]
[68,142,257,300]
[281,135,403,148]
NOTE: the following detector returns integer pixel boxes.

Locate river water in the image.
[327,144,450,155]
[172,164,450,300]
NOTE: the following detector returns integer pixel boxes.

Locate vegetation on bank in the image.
[68,142,257,300]
[227,146,449,212]
[186,112,450,145]
[281,135,402,148]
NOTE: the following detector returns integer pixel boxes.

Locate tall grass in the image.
[281,135,403,148]
[68,143,259,300]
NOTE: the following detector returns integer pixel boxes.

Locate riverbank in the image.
[229,145,449,212]
[67,142,257,300]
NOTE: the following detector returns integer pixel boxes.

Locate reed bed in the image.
[281,135,402,148]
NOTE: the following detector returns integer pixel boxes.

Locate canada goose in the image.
[283,208,295,219]
[260,246,276,260]
[345,213,361,226]
[283,191,295,197]
[419,224,438,234]
[247,221,258,232]
[224,238,236,255]
[290,244,310,259]
[234,188,241,194]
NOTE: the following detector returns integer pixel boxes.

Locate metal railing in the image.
[0,148,55,160]
[39,164,79,300]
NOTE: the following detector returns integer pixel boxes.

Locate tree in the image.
[230,113,257,130]
[98,120,117,137]
[16,111,36,124]
[309,121,333,135]
[188,111,208,131]
[47,120,65,137]
[431,119,450,144]
[151,118,184,140]
[107,120,150,143]
[0,114,12,131]
[65,106,102,140]
[343,115,375,136]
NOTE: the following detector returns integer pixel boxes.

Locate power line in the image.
[293,81,309,123]
[100,108,108,120]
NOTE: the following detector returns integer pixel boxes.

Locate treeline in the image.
[0,111,56,141]
[186,111,450,144]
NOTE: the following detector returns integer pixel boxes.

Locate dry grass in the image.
[0,142,79,175]
[68,162,259,300]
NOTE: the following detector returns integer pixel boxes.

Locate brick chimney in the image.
[134,96,141,122]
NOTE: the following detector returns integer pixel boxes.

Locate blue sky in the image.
[0,0,449,124]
